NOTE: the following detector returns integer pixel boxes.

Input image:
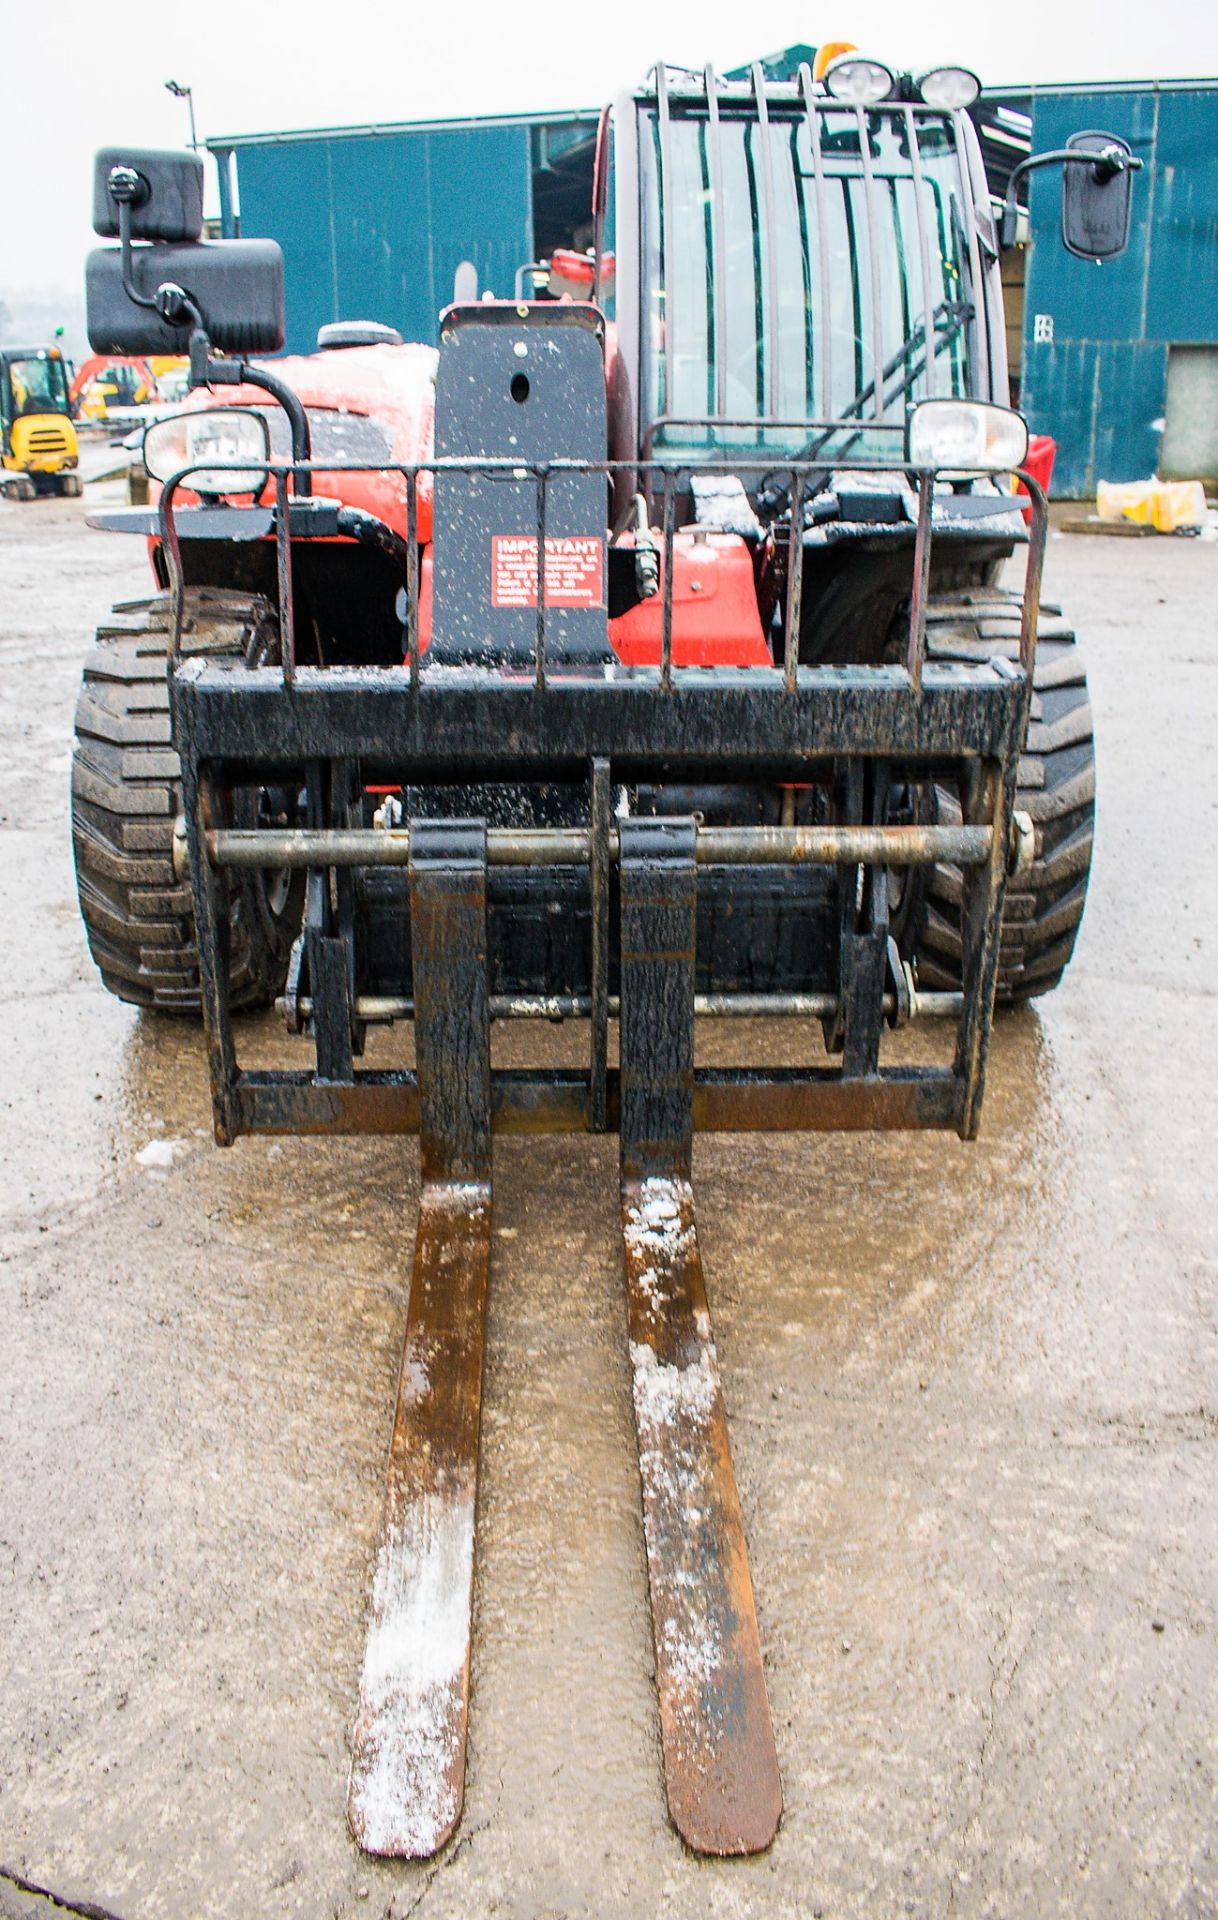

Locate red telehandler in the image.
[73,60,1137,1855]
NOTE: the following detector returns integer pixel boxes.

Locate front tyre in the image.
[71,589,303,1013]
[909,591,1095,1003]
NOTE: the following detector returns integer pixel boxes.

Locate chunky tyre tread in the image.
[913,590,1095,1002]
[72,590,298,1014]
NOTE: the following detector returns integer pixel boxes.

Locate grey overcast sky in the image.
[3,0,1217,298]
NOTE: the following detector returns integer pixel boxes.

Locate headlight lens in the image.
[917,65,982,110]
[822,55,895,104]
[143,407,270,494]
[907,399,1029,474]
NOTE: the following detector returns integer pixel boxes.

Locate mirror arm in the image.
[111,177,158,314]
[199,357,313,498]
[999,146,1143,248]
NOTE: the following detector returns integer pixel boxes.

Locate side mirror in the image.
[83,141,310,485]
[86,240,285,355]
[87,142,285,357]
[92,147,204,242]
[1061,132,1136,261]
[999,130,1141,260]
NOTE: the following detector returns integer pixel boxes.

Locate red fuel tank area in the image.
[609,530,770,667]
[414,528,770,667]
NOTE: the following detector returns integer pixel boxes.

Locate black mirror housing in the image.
[1062,132,1136,260]
[86,239,285,355]
[93,147,205,243]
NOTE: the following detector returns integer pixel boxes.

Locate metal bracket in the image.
[408,820,491,1183]
[618,817,697,1182]
[823,760,890,1072]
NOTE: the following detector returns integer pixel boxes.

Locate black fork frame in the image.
[165,453,1047,1152]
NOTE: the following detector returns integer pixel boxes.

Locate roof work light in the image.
[917,65,982,109]
[821,54,896,104]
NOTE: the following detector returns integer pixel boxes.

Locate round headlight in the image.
[917,65,982,110]
[907,399,1029,474]
[144,407,270,495]
[822,55,895,105]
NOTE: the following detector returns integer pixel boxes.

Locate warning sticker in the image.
[491,535,604,609]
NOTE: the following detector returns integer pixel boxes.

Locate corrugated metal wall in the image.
[227,124,535,355]
[1020,85,1218,496]
[215,81,1218,495]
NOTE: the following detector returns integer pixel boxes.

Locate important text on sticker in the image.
[491,535,604,609]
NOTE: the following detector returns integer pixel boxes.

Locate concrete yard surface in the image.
[0,494,1215,1918]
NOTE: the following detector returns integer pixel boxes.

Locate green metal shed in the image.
[208,110,599,357]
[209,71,1218,497]
[997,78,1218,495]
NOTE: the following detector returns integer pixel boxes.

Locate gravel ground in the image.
[0,491,1215,1920]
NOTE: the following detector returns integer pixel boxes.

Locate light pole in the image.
[165,79,198,152]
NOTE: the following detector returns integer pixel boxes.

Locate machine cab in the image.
[1,347,71,432]
[608,64,1001,465]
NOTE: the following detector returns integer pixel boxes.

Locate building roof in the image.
[207,105,599,151]
[206,65,1218,156]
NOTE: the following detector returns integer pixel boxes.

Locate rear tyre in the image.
[909,590,1095,1003]
[71,589,303,1014]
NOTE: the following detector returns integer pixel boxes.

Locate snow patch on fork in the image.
[349,1496,472,1855]
[347,1183,491,1858]
[621,1175,782,1855]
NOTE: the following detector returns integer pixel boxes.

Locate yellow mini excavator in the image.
[1,344,80,498]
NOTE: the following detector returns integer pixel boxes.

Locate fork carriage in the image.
[169,449,1043,1154]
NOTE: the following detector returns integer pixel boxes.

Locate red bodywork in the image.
[164,335,769,668]
[609,531,769,667]
[1016,434,1056,524]
[176,340,439,541]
